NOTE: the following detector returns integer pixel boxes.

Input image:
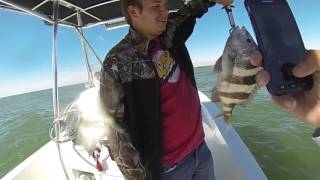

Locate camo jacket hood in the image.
[99,1,215,179]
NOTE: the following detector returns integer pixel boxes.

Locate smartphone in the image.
[244,0,313,96]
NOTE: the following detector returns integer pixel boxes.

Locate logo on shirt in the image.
[152,50,180,83]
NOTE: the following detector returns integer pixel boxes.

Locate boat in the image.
[0,0,267,179]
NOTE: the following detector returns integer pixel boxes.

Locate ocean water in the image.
[1,66,320,179]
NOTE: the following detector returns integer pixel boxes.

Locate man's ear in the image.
[127,5,140,18]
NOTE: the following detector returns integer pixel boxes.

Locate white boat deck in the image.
[3,91,267,180]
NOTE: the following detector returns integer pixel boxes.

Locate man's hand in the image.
[256,50,320,128]
[212,0,233,6]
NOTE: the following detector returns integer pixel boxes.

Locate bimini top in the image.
[0,0,185,29]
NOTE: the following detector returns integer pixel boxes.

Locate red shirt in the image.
[150,38,204,165]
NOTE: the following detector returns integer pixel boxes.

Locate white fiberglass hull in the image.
[3,91,267,180]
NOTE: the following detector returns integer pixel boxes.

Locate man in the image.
[99,0,234,179]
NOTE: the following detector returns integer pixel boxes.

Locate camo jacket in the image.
[100,1,215,179]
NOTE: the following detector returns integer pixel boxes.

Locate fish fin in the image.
[213,109,232,127]
[211,86,221,102]
[213,55,223,73]
[213,113,223,119]
[213,112,233,127]
[224,114,232,127]
[240,26,247,31]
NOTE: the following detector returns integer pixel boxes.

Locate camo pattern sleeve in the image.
[162,0,215,47]
[100,55,147,179]
[108,127,147,180]
[100,54,125,126]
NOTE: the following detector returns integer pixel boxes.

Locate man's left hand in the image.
[255,50,320,128]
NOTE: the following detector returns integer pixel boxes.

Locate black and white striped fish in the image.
[211,26,262,125]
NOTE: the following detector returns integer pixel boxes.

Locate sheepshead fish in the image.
[211,26,262,125]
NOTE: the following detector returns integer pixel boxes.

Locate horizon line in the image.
[0,64,214,99]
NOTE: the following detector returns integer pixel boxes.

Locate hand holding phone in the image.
[244,0,313,96]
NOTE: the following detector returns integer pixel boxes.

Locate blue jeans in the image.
[161,141,215,180]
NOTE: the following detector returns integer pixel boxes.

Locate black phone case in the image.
[244,0,313,95]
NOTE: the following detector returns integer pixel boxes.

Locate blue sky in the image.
[0,0,319,98]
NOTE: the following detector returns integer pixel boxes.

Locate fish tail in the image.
[223,113,232,127]
[222,104,234,126]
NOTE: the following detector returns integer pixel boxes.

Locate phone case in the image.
[244,0,313,95]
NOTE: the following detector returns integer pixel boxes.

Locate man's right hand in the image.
[212,0,233,6]
[256,50,320,128]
